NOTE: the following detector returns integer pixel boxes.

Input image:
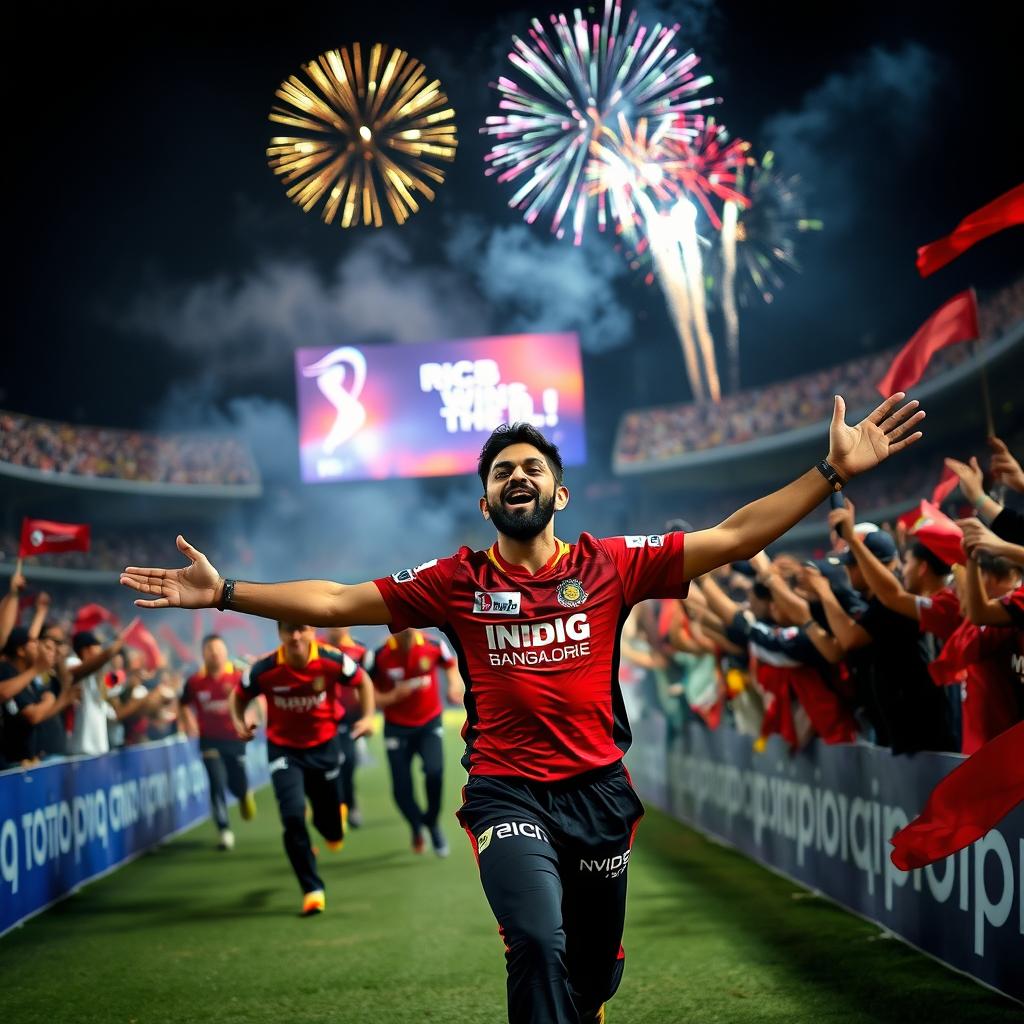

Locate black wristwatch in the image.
[217,578,236,611]
[815,459,847,492]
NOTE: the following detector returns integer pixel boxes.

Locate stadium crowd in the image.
[3,435,1022,769]
[621,434,1024,757]
[0,410,259,486]
[616,278,1024,467]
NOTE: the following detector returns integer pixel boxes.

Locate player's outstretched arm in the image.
[121,535,392,628]
[684,393,924,580]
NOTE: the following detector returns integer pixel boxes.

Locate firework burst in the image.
[483,0,717,244]
[267,44,457,228]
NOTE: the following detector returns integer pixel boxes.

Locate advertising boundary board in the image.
[626,712,1023,1003]
[1,735,269,936]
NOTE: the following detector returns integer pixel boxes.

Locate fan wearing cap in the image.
[801,498,957,753]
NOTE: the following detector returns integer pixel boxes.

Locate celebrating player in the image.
[122,393,924,1021]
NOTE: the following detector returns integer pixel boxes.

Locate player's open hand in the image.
[121,536,221,610]
[827,393,924,481]
[350,715,375,740]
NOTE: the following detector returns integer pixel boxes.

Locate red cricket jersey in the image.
[373,531,688,781]
[930,618,1023,755]
[182,663,244,742]
[916,588,963,642]
[240,641,361,749]
[367,632,456,728]
[332,638,370,722]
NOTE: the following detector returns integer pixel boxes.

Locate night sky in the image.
[10,1,1022,465]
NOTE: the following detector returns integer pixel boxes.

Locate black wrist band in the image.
[816,459,847,492]
[217,578,236,611]
[801,619,817,631]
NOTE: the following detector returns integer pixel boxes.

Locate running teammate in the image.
[368,628,463,855]
[229,622,376,915]
[122,393,924,1020]
[180,634,257,851]
[323,626,370,828]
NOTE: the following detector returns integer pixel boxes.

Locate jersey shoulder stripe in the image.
[248,652,277,686]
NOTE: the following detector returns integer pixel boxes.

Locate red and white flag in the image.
[876,291,979,398]
[19,518,91,558]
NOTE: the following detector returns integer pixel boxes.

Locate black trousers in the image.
[199,738,250,831]
[457,761,644,1024]
[383,715,444,834]
[268,737,345,894]
[336,719,358,811]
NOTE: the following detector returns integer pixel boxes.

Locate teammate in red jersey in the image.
[122,393,925,1022]
[369,629,463,855]
[179,634,257,850]
[323,626,373,828]
[229,622,376,916]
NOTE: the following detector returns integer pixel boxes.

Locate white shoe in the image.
[217,829,235,851]
[429,827,450,858]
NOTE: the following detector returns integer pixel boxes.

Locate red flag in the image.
[122,620,163,671]
[876,291,979,397]
[901,500,966,566]
[916,185,1024,278]
[158,624,195,665]
[19,518,91,558]
[890,721,1024,869]
[931,466,959,506]
[72,603,118,635]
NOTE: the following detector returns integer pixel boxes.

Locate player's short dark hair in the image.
[977,553,1022,582]
[276,621,311,633]
[477,422,564,490]
[201,633,224,648]
[909,542,951,578]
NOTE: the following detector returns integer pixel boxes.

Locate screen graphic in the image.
[295,333,585,482]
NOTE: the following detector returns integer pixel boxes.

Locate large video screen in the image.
[295,333,585,483]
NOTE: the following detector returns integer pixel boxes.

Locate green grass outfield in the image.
[3,721,1018,1024]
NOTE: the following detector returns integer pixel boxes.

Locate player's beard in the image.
[487,491,557,541]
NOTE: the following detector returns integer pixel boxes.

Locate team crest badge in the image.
[312,676,326,692]
[556,578,588,608]
[418,657,431,673]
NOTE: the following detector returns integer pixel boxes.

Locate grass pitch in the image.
[2,723,1017,1023]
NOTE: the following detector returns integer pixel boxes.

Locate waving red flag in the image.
[876,291,979,398]
[122,620,164,671]
[931,466,959,506]
[916,185,1024,278]
[890,721,1024,869]
[19,518,91,558]
[72,603,118,635]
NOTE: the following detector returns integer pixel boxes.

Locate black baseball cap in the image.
[2,626,32,658]
[72,631,101,655]
[838,530,898,565]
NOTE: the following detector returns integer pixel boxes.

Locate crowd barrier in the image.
[626,707,1023,1002]
[0,735,269,936]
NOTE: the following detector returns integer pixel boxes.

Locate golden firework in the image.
[267,44,458,227]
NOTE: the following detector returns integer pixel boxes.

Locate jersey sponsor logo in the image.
[271,691,329,712]
[477,821,549,853]
[484,613,591,667]
[1012,652,1023,678]
[391,558,439,584]
[624,534,665,548]
[556,578,588,608]
[580,848,631,879]
[473,591,522,615]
